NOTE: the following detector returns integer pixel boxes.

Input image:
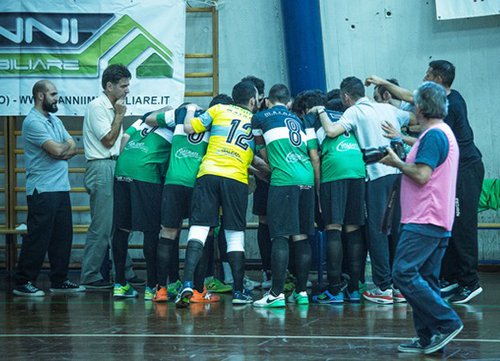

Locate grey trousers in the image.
[80,159,136,284]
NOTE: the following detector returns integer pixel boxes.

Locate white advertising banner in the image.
[436,0,500,20]
[0,0,185,116]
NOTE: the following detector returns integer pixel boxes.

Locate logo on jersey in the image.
[336,140,360,152]
[175,147,201,161]
[285,151,309,164]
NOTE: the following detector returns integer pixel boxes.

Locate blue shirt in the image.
[22,108,72,195]
[415,128,449,170]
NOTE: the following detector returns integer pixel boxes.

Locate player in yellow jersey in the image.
[176,81,261,307]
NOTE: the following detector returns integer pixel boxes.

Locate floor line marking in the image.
[0,334,499,343]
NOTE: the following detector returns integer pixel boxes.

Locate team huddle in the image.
[107,71,415,308]
[16,59,485,354]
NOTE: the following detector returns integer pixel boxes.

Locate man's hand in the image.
[382,121,402,139]
[114,98,127,116]
[379,147,404,169]
[307,105,324,114]
[364,75,386,87]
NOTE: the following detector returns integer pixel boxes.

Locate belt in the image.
[88,155,118,161]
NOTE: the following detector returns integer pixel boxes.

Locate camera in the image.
[362,138,406,165]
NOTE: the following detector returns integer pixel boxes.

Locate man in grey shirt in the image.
[14,80,84,296]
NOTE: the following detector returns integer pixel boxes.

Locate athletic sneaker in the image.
[50,280,85,293]
[398,337,426,353]
[423,325,463,354]
[153,286,168,302]
[81,279,113,289]
[288,290,310,305]
[191,287,220,303]
[167,280,182,298]
[253,291,286,308]
[392,288,406,303]
[144,286,155,300]
[312,290,342,304]
[175,281,194,308]
[449,285,483,304]
[113,283,138,298]
[205,277,232,293]
[363,287,393,304]
[440,279,459,297]
[243,276,261,290]
[13,281,45,297]
[232,289,253,305]
[344,289,361,303]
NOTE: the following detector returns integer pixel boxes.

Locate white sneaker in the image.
[253,291,286,308]
[363,286,393,304]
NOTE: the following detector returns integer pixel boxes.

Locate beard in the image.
[42,98,58,113]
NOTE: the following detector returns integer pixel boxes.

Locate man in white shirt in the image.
[80,64,141,288]
[314,76,413,304]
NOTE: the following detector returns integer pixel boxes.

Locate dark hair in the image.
[101,64,131,89]
[209,93,233,107]
[375,78,401,101]
[326,88,341,101]
[325,98,345,112]
[232,81,257,106]
[429,60,455,87]
[268,84,290,104]
[241,75,265,96]
[340,76,365,99]
[292,89,327,114]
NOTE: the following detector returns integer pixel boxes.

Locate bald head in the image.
[32,80,59,114]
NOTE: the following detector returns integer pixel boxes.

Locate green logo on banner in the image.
[0,13,174,78]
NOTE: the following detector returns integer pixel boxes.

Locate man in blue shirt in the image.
[14,80,84,296]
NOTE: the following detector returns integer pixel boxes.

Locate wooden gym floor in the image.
[0,271,499,360]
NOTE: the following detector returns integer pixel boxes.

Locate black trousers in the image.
[441,159,485,287]
[16,190,73,286]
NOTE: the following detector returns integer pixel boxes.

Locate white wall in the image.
[216,0,289,95]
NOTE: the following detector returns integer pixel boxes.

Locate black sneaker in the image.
[13,282,45,297]
[449,284,483,304]
[50,280,86,293]
[424,325,463,354]
[127,276,146,286]
[81,279,114,289]
[440,279,459,297]
[398,337,426,353]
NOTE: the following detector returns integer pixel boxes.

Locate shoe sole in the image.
[363,294,394,304]
[312,297,343,304]
[253,300,286,308]
[424,325,463,354]
[49,288,85,293]
[450,287,483,304]
[397,345,423,353]
[113,293,138,298]
[232,299,253,305]
[81,284,113,289]
[393,297,407,303]
[13,290,45,297]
